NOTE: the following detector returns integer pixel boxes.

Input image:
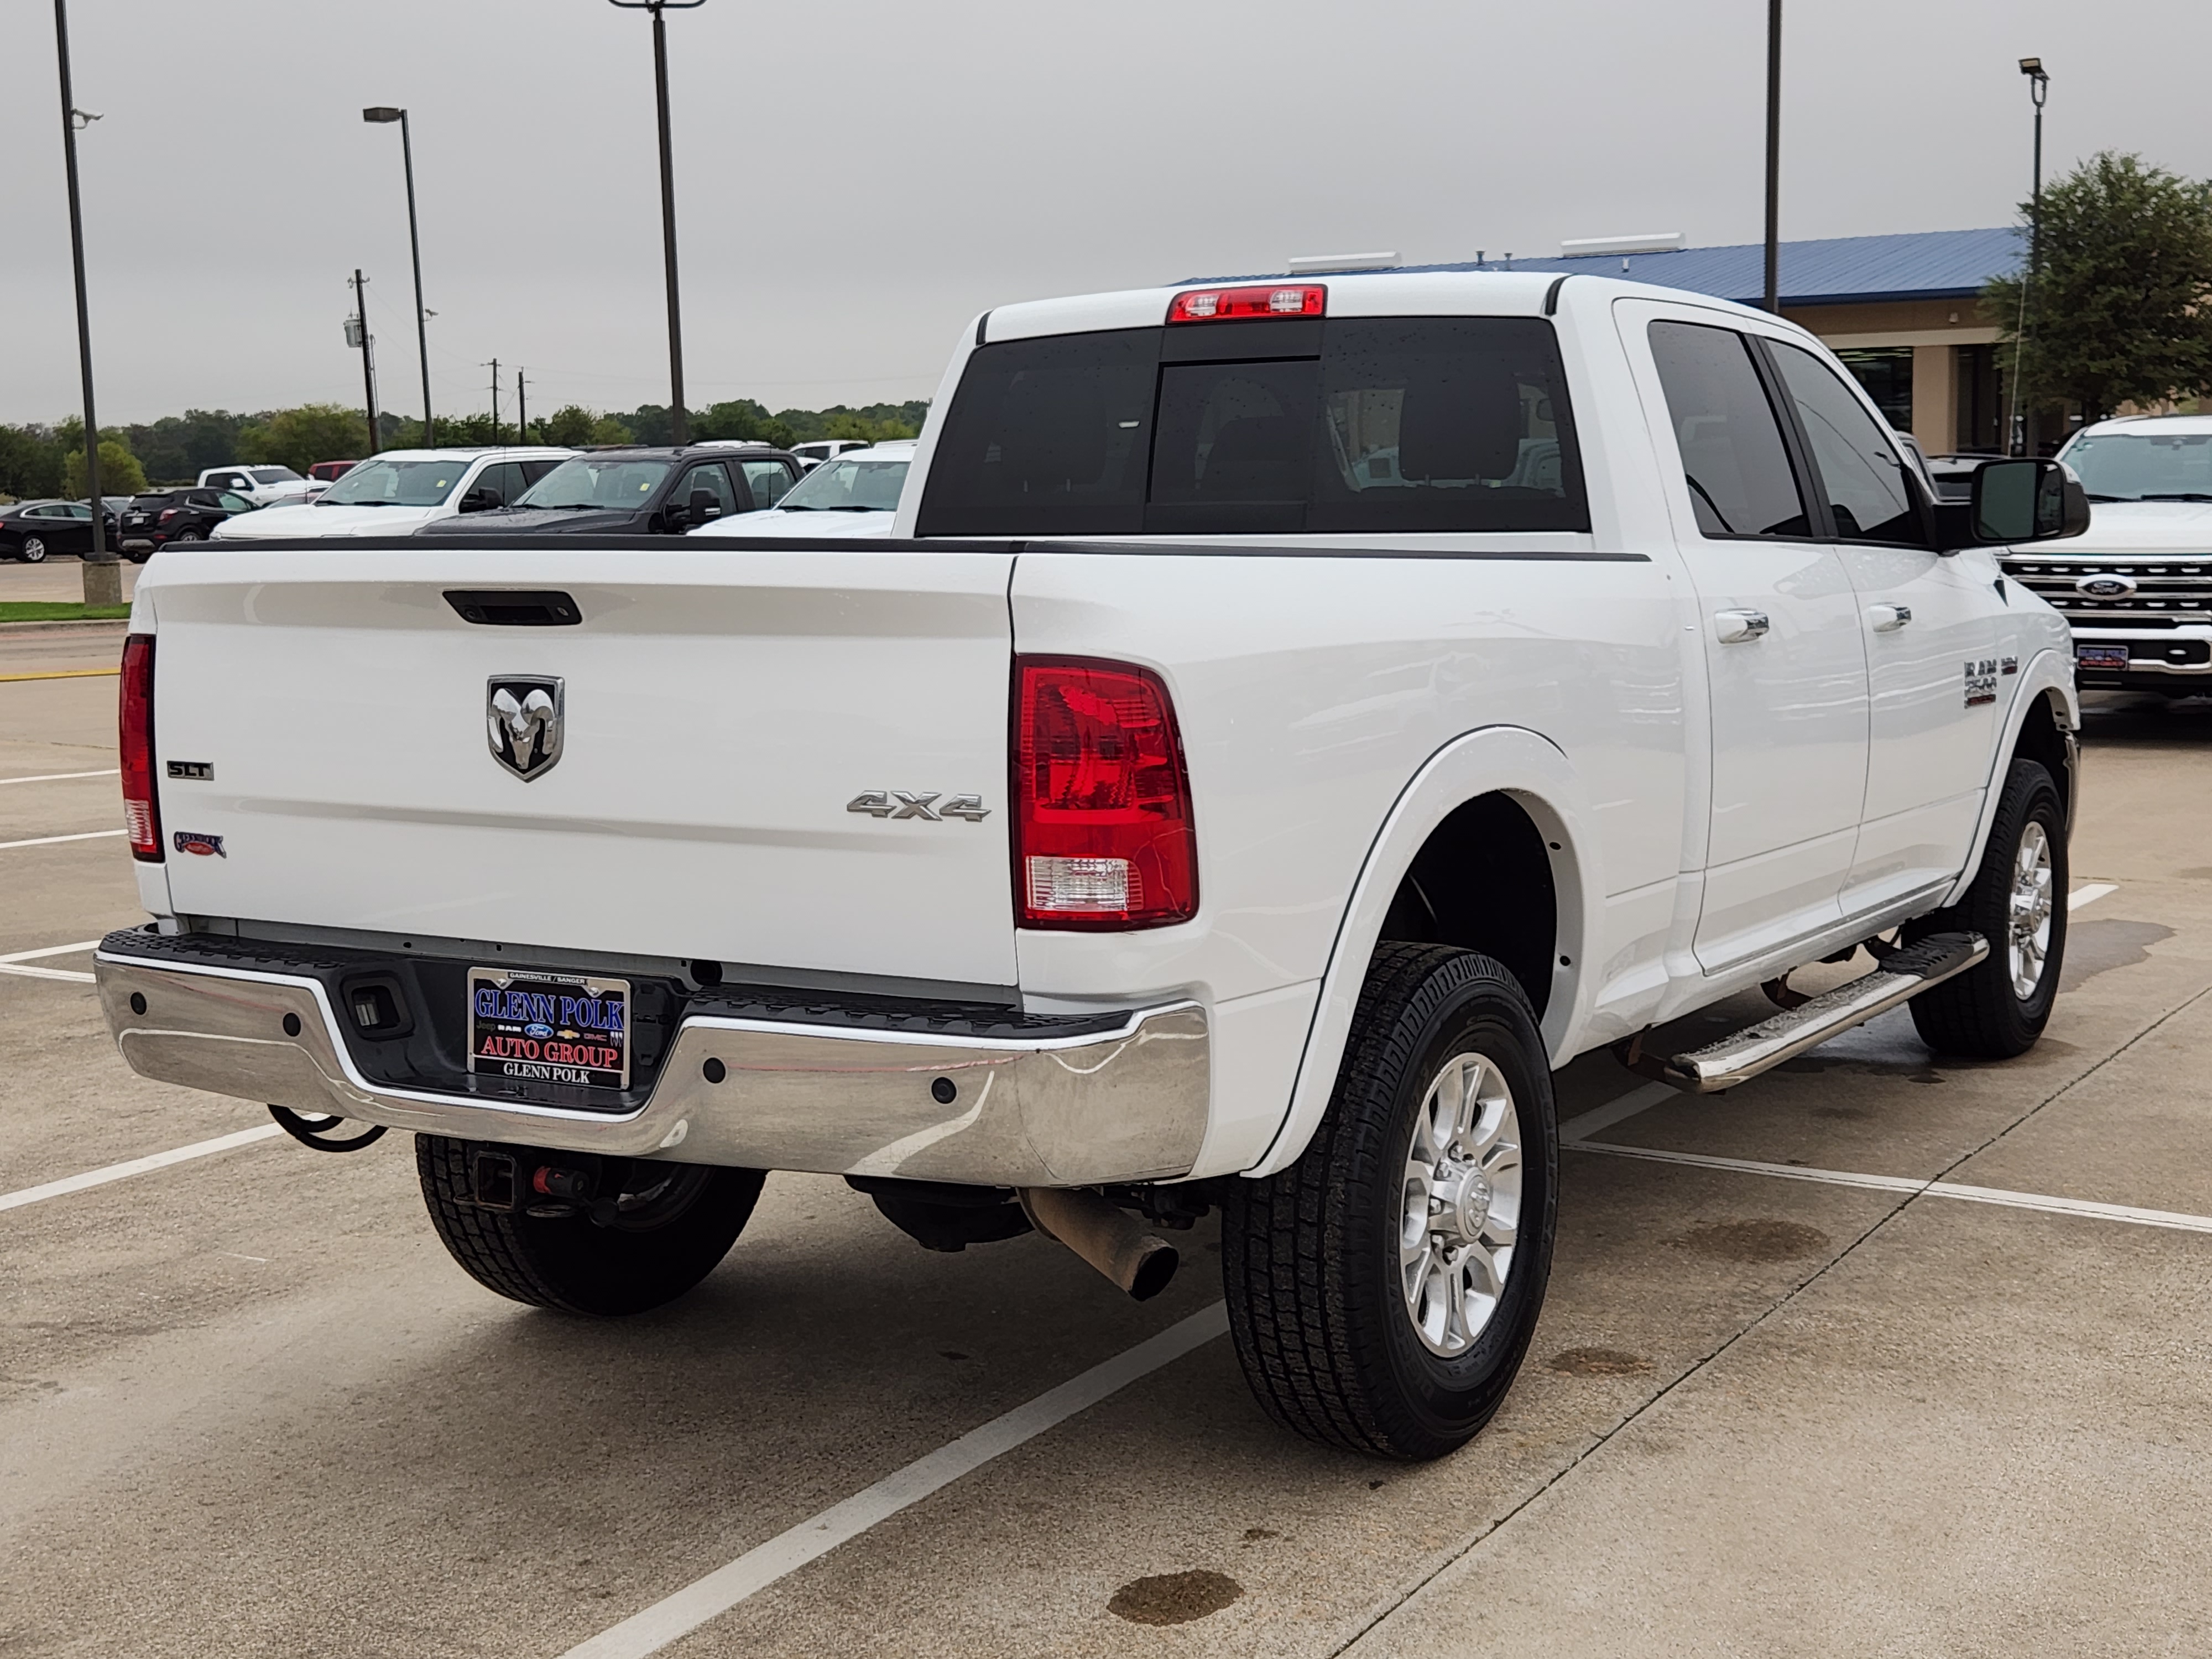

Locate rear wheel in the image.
[1223,944,1558,1460]
[174,527,206,543]
[415,1135,764,1316]
[21,536,46,564]
[1906,758,2067,1058]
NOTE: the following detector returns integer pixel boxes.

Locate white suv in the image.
[196,465,312,508]
[212,448,572,539]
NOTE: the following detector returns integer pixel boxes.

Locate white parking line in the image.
[1558,1081,1674,1143]
[0,940,99,962]
[0,962,95,983]
[560,1302,1231,1659]
[1570,1141,2212,1235]
[0,768,118,786]
[0,1124,282,1215]
[2069,881,2119,911]
[0,828,124,851]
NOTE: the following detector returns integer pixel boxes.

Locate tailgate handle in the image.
[444,589,582,627]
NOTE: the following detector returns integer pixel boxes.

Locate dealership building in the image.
[1464,228,2026,457]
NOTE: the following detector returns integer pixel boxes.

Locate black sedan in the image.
[0,498,120,562]
[414,446,801,538]
[116,488,259,560]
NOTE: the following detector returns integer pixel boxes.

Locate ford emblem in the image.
[524,1021,554,1039]
[2077,574,2136,599]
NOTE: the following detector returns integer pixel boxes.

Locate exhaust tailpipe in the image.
[1018,1187,1179,1301]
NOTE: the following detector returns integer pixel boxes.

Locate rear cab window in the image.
[917,316,1589,538]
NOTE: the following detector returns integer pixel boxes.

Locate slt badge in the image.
[488,676,564,781]
[847,791,989,822]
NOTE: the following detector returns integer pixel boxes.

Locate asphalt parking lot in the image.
[5,568,2211,1657]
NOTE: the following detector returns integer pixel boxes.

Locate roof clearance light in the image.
[1167,284,1326,324]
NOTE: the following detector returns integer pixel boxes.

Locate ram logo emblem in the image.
[487,676,565,781]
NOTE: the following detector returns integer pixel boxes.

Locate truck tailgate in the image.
[141,544,1019,988]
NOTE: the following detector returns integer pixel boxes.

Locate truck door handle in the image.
[1867,603,1913,633]
[1713,609,1770,644]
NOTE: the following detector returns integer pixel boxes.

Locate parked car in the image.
[416,446,801,539]
[307,461,358,484]
[0,497,117,562]
[688,440,911,539]
[2000,413,2212,698]
[212,448,573,540]
[1925,452,2000,503]
[96,268,2090,1462]
[196,465,313,507]
[788,438,875,469]
[116,488,259,559]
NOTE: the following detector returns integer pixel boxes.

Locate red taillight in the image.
[1166,284,1326,324]
[1014,658,1196,930]
[158,508,178,523]
[119,633,161,861]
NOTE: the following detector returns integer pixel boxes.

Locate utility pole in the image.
[515,368,528,445]
[611,0,704,444]
[486,358,502,442]
[349,270,380,452]
[1762,0,1782,312]
[52,0,113,603]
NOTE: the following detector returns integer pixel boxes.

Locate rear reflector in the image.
[119,633,161,861]
[1014,658,1196,930]
[1167,284,1326,324]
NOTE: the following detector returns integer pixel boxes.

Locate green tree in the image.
[239,404,371,473]
[0,424,66,499]
[62,436,148,498]
[1985,151,2212,420]
[540,404,633,447]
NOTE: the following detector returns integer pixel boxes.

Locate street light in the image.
[50,0,116,602]
[363,106,434,448]
[610,0,703,444]
[1762,0,1782,313]
[2009,58,2051,455]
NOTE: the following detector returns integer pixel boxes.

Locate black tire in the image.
[415,1135,764,1316]
[1905,758,2067,1059]
[174,528,205,542]
[1223,944,1558,1460]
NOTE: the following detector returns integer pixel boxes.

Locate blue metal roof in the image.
[1196,228,2026,308]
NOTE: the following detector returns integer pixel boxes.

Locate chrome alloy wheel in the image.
[1400,1050,1524,1357]
[2008,820,2056,1000]
[21,536,46,563]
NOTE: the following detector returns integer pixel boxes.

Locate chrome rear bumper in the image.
[93,940,1209,1187]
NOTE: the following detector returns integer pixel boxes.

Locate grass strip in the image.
[0,602,132,623]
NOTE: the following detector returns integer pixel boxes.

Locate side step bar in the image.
[1616,932,1989,1095]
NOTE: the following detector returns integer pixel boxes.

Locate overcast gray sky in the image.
[4,0,2207,426]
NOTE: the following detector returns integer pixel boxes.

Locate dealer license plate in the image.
[468,968,630,1091]
[2077,645,2130,667]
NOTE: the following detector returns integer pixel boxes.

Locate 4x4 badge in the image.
[488,676,564,781]
[847,791,989,821]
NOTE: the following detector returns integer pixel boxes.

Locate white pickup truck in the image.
[97,270,2090,1460]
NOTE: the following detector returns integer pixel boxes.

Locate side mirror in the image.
[688,488,721,521]
[1935,458,2090,551]
[459,487,499,512]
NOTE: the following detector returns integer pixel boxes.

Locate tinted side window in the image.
[520,459,563,486]
[677,463,737,517]
[1769,342,1927,546]
[740,458,794,507]
[1647,321,1811,539]
[474,462,526,505]
[918,327,1159,536]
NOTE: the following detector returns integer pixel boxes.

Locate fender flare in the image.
[1939,647,2079,909]
[1241,725,1599,1178]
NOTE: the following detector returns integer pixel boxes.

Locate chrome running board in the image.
[1616,932,1989,1095]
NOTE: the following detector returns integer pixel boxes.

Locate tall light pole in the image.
[611,0,703,444]
[362,107,433,448]
[2010,57,2051,456]
[51,0,112,599]
[1762,0,1782,312]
